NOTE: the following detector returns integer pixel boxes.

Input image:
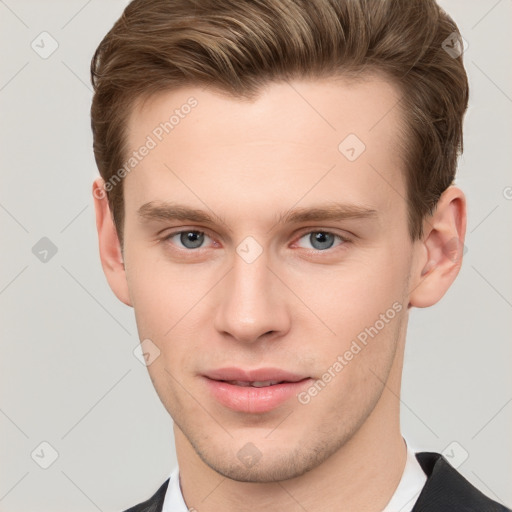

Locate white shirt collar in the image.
[381,439,427,512]
[161,465,188,512]
[162,438,427,512]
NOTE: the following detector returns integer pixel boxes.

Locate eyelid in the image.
[293,227,353,243]
[162,227,214,239]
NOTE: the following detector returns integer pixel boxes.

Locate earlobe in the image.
[92,178,132,307]
[409,186,467,309]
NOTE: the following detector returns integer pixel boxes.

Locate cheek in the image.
[294,244,410,331]
[288,244,411,394]
[125,250,212,378]
[124,241,193,335]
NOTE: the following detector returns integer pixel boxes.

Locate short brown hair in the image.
[90,0,469,246]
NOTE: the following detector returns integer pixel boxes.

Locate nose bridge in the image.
[214,240,289,343]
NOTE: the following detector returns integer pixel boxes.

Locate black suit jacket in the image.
[123,452,511,512]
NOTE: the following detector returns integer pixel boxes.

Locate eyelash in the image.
[160,228,352,254]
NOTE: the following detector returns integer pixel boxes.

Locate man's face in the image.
[121,77,416,481]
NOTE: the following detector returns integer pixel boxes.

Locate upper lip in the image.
[203,367,309,383]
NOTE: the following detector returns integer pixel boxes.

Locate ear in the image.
[409,185,467,308]
[92,177,132,307]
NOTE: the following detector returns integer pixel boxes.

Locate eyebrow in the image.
[137,201,378,231]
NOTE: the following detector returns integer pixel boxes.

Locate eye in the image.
[295,231,348,251]
[164,230,212,250]
[161,229,349,253]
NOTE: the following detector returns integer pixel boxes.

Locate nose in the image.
[213,247,291,345]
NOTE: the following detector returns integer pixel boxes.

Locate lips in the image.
[202,367,312,413]
[204,367,308,384]
[225,380,283,387]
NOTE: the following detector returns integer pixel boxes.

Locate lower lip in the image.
[203,377,313,413]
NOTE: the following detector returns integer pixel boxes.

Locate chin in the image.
[190,435,340,483]
[205,455,315,483]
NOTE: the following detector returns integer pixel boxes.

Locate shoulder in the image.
[122,478,170,512]
[413,452,511,512]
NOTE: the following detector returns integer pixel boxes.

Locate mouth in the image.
[202,367,312,413]
[221,379,291,387]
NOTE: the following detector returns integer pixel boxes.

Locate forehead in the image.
[123,76,407,226]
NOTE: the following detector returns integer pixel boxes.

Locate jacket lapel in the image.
[412,452,510,511]
[123,478,169,512]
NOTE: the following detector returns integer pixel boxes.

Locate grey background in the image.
[0,0,511,510]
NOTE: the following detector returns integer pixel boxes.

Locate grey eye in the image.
[297,231,341,251]
[175,231,206,249]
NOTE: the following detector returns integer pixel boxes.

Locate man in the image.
[90,0,510,510]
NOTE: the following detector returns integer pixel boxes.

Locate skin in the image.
[93,76,466,512]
